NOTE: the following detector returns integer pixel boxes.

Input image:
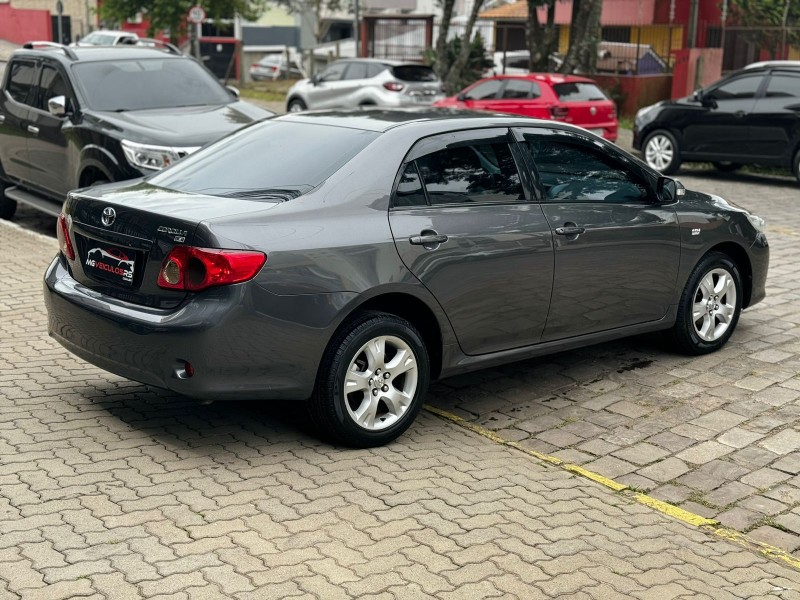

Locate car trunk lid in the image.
[64,182,280,308]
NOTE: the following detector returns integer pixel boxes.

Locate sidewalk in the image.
[2,217,800,598]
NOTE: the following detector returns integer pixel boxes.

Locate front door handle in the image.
[555,226,586,236]
[27,125,39,135]
[409,231,448,249]
[733,110,746,118]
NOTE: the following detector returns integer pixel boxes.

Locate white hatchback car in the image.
[285,59,444,112]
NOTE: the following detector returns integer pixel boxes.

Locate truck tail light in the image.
[157,246,267,292]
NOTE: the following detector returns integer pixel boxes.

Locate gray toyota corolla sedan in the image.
[44,109,769,447]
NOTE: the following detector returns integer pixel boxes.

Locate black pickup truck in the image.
[0,42,273,219]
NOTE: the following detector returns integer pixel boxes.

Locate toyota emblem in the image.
[101,207,116,226]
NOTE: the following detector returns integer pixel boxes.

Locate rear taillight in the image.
[383,82,405,92]
[57,213,75,260]
[550,106,569,120]
[157,246,266,292]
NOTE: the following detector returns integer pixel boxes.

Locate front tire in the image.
[668,252,742,355]
[0,181,17,220]
[309,312,430,447]
[643,130,681,174]
[287,98,306,113]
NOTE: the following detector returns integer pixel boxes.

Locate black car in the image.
[45,109,768,447]
[633,61,800,181]
[0,42,273,220]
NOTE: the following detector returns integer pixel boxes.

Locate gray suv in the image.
[285,59,444,112]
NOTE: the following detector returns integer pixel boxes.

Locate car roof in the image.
[489,73,597,85]
[12,45,184,63]
[743,60,800,71]
[85,30,136,36]
[276,107,585,135]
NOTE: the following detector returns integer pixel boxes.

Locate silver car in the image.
[285,59,444,112]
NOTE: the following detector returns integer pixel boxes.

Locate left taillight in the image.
[157,246,267,292]
[383,82,405,92]
[57,213,75,260]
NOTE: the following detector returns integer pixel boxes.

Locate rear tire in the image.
[794,150,800,183]
[712,161,742,172]
[643,130,681,174]
[309,311,430,448]
[668,252,742,355]
[0,181,17,220]
[287,98,306,113]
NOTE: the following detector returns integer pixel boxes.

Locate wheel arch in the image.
[78,164,112,187]
[706,241,753,308]
[329,292,445,380]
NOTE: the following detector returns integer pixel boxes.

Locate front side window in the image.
[36,65,69,111]
[765,73,800,98]
[318,62,347,82]
[465,80,501,101]
[709,74,764,100]
[73,59,232,111]
[525,135,647,203]
[415,141,523,205]
[6,61,37,105]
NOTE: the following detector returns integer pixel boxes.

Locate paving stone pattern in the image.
[429,168,800,554]
[2,169,800,597]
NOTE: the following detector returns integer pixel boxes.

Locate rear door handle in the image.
[733,111,746,118]
[555,226,586,236]
[27,125,39,135]
[409,234,448,245]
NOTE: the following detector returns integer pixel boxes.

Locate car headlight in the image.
[634,104,658,128]
[121,140,201,171]
[746,213,766,233]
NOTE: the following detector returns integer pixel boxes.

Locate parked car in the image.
[0,42,274,219]
[434,74,618,142]
[73,30,139,47]
[250,54,303,81]
[285,59,444,112]
[45,109,768,447]
[633,60,800,181]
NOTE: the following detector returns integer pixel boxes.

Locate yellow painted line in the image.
[424,404,800,572]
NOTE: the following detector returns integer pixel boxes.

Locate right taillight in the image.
[550,105,569,120]
[57,213,75,260]
[157,246,267,292]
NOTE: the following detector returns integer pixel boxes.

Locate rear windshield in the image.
[149,121,379,200]
[553,82,608,102]
[392,65,438,82]
[73,58,232,111]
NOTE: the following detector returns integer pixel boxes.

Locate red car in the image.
[434,73,618,142]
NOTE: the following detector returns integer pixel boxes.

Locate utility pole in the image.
[354,0,360,58]
[56,0,64,44]
[720,0,728,51]
[782,0,792,60]
[688,0,699,48]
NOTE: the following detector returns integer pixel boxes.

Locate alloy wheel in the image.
[645,134,674,171]
[692,267,737,342]
[343,335,418,431]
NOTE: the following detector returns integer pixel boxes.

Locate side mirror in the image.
[311,74,320,86]
[48,95,68,117]
[691,89,703,102]
[226,85,240,98]
[656,176,684,202]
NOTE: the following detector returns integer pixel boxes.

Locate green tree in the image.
[730,0,799,58]
[99,0,267,43]
[526,0,558,71]
[559,0,603,74]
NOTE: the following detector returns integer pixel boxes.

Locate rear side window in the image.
[344,62,368,80]
[392,65,438,82]
[415,142,523,205]
[524,135,647,203]
[553,82,608,102]
[149,121,379,200]
[367,63,388,78]
[6,61,37,105]
[765,73,800,98]
[501,80,541,99]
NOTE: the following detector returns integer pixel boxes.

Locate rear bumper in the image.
[44,255,352,401]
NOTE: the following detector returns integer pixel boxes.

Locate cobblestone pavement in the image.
[429,166,800,554]
[3,166,800,598]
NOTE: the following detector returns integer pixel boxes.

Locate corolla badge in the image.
[101,207,116,227]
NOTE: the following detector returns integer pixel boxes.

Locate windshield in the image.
[392,65,438,82]
[73,58,232,111]
[149,120,380,200]
[553,82,608,102]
